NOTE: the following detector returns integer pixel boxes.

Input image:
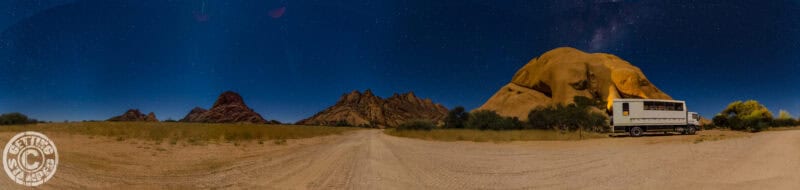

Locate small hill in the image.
[297,90,448,128]
[180,91,269,123]
[477,47,672,120]
[108,109,159,122]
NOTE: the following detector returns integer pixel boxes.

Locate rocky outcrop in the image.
[179,107,207,122]
[180,91,268,123]
[477,47,672,120]
[108,109,159,122]
[297,90,448,128]
[145,112,158,122]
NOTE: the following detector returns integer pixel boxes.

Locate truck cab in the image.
[688,112,700,126]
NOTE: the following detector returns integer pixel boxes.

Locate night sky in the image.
[1,0,799,122]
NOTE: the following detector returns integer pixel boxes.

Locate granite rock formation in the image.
[298,90,448,128]
[180,91,268,123]
[107,109,159,122]
[477,47,672,120]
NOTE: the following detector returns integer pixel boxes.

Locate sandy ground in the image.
[1,129,799,189]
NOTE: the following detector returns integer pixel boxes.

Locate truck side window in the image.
[622,103,629,116]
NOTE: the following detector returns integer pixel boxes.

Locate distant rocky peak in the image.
[124,109,143,116]
[181,91,268,123]
[298,90,448,128]
[340,90,382,104]
[212,91,246,108]
[108,109,158,122]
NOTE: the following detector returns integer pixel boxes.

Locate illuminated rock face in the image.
[477,47,672,120]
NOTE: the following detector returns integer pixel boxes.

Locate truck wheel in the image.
[629,127,644,137]
[688,126,697,135]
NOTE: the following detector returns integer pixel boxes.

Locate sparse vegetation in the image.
[385,128,607,142]
[0,112,39,125]
[465,110,523,130]
[396,119,436,131]
[772,110,798,127]
[444,106,469,129]
[527,96,609,132]
[0,122,359,144]
[528,96,608,132]
[334,120,352,127]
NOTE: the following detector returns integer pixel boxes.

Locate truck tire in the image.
[687,126,697,135]
[629,127,644,137]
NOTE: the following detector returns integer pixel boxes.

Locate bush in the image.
[465,110,522,130]
[527,97,609,132]
[396,119,436,131]
[773,110,796,127]
[715,100,773,132]
[444,106,470,129]
[334,120,352,127]
[712,114,728,127]
[0,112,37,125]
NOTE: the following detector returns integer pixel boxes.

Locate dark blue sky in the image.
[1,0,799,122]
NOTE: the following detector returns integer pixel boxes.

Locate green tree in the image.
[527,96,609,132]
[465,110,522,130]
[444,106,470,129]
[717,100,773,132]
[0,112,33,125]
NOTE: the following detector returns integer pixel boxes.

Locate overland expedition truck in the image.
[611,99,700,137]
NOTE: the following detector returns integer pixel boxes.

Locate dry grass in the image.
[0,122,359,144]
[385,129,607,142]
[692,129,752,144]
[766,126,800,131]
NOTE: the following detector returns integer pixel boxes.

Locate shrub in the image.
[334,120,352,127]
[465,110,522,130]
[527,97,609,132]
[0,112,37,125]
[712,114,728,127]
[444,106,470,129]
[715,100,773,132]
[773,110,796,127]
[572,96,607,110]
[396,119,436,131]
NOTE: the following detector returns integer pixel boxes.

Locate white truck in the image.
[610,99,700,137]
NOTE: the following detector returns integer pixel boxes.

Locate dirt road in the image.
[1,129,799,189]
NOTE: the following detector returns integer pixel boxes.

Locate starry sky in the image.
[1,0,799,122]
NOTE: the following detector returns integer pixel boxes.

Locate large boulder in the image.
[477,47,672,120]
[108,109,159,122]
[180,91,268,123]
[297,90,448,128]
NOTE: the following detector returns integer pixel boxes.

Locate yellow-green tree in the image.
[717,100,773,132]
[774,110,797,127]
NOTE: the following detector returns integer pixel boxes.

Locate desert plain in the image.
[0,123,798,190]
